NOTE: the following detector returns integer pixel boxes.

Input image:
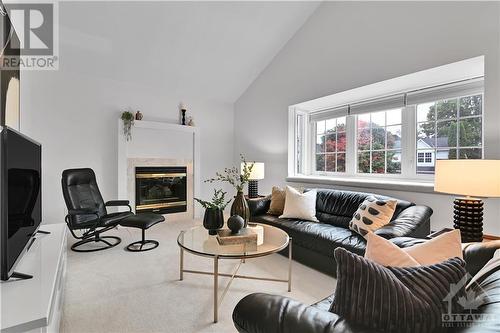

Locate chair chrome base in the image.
[71,236,121,252]
[126,239,159,252]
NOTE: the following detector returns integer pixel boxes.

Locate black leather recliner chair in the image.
[61,168,134,252]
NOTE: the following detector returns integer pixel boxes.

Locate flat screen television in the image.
[0,127,42,281]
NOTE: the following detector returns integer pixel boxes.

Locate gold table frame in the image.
[177,228,292,323]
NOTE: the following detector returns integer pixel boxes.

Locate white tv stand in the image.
[0,223,67,333]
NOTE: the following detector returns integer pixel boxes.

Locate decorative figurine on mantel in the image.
[135,110,143,121]
[179,102,187,125]
[187,116,195,126]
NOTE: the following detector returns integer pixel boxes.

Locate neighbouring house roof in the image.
[418,137,450,148]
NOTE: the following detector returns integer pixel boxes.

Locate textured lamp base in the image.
[248,180,259,199]
[453,197,483,243]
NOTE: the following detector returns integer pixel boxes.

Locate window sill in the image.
[286,175,435,193]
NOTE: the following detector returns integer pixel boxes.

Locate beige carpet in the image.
[61,219,336,333]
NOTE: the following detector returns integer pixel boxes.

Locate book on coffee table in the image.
[216,228,257,246]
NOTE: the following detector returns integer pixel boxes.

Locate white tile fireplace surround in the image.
[117,120,200,219]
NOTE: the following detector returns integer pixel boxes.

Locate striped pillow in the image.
[331,247,466,332]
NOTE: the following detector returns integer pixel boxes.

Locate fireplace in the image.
[135,166,187,214]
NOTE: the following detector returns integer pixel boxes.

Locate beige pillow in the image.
[365,229,463,267]
[267,186,286,216]
[349,196,397,238]
[279,186,318,222]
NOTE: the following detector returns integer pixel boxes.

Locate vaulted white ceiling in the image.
[59,1,320,103]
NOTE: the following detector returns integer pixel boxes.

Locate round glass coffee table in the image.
[177,223,291,323]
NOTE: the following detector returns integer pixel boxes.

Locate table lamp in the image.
[434,160,500,242]
[242,162,264,199]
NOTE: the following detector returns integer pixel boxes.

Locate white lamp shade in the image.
[434,160,500,198]
[242,162,265,180]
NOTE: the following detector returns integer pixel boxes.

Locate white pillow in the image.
[349,196,397,238]
[279,186,318,222]
[365,229,463,267]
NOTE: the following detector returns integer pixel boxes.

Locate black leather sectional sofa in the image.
[248,188,433,276]
[233,239,500,333]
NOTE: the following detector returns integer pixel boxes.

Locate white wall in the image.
[21,70,234,224]
[234,2,500,235]
[20,2,252,224]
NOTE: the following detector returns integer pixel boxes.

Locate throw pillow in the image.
[279,186,318,222]
[365,229,463,267]
[267,186,286,216]
[331,247,467,332]
[349,196,397,237]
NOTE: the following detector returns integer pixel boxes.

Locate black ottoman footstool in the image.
[120,213,165,252]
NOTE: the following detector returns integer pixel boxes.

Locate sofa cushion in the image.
[254,215,366,258]
[280,186,318,222]
[312,189,414,228]
[349,196,397,237]
[332,247,467,332]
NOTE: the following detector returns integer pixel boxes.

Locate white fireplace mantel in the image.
[117,119,201,218]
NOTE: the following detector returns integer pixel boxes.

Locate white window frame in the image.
[290,92,483,184]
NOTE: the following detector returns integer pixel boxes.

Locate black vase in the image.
[203,208,224,235]
[230,191,250,227]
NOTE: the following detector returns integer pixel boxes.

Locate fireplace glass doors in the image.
[135,166,187,214]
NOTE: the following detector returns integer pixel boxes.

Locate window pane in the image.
[316,135,325,153]
[459,148,482,159]
[387,150,401,174]
[336,117,346,131]
[325,154,336,172]
[459,117,482,147]
[358,152,370,173]
[337,153,346,172]
[371,111,385,127]
[372,128,385,150]
[325,119,336,133]
[386,125,401,149]
[415,93,483,175]
[437,149,457,160]
[357,129,370,150]
[315,154,325,171]
[386,109,401,125]
[460,95,482,117]
[436,120,457,147]
[316,121,325,135]
[357,114,370,128]
[417,122,435,146]
[356,109,402,175]
[371,151,385,173]
[436,99,457,120]
[417,102,435,122]
[337,132,346,152]
[325,133,336,152]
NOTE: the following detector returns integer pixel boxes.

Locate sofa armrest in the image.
[247,196,271,218]
[374,205,432,239]
[233,293,367,333]
[463,240,500,276]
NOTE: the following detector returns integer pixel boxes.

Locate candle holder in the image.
[181,109,186,125]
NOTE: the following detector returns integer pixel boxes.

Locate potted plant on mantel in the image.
[195,189,232,235]
[205,155,254,226]
[121,110,135,141]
